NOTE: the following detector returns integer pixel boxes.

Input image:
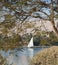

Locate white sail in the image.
[28,37,33,47]
[28,48,34,59]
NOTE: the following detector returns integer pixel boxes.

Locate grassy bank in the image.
[31,46,58,65]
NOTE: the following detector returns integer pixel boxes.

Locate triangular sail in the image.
[28,37,33,47]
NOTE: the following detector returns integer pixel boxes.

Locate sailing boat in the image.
[28,37,34,58]
[28,37,33,47]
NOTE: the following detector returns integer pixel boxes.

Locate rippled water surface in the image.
[0,47,48,65]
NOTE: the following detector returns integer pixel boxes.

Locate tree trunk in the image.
[51,20,58,37]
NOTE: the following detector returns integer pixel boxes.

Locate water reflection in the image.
[6,54,29,65]
[0,47,48,65]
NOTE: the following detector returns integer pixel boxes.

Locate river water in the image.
[0,47,49,65]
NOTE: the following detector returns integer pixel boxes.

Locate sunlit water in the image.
[0,47,49,65]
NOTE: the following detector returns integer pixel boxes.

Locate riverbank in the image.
[0,54,5,65]
[31,46,58,65]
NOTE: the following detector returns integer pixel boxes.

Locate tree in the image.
[1,0,58,37]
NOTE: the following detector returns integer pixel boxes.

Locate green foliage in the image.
[0,34,23,50]
[40,38,51,46]
[34,31,58,46]
[3,2,11,7]
[5,15,14,20]
[25,23,34,28]
[33,35,40,46]
[0,0,4,2]
[0,21,16,29]
[55,14,58,18]
[49,32,58,45]
[49,32,58,42]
